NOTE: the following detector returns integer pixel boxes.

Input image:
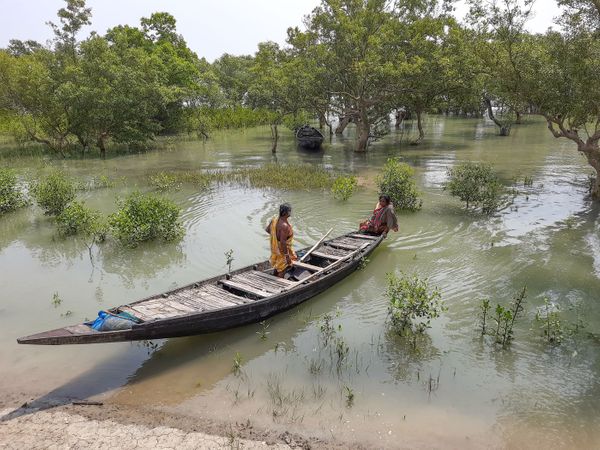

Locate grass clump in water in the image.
[108,192,184,247]
[478,286,527,348]
[31,169,76,216]
[0,167,28,214]
[233,163,335,190]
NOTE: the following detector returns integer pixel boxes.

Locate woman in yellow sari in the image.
[265,203,297,277]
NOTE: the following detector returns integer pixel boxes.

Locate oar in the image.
[298,227,333,263]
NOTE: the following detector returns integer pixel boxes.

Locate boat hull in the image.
[18,233,383,345]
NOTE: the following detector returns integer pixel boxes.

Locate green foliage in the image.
[108,192,184,247]
[386,272,445,335]
[232,352,243,376]
[56,201,105,241]
[331,175,357,201]
[31,170,76,215]
[51,292,62,307]
[149,172,182,191]
[233,163,335,190]
[377,159,422,211]
[445,162,505,214]
[224,249,234,273]
[535,298,563,344]
[484,286,527,348]
[0,168,28,214]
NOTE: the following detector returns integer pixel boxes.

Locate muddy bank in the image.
[0,401,334,450]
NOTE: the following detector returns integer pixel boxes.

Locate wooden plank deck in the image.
[293,261,323,272]
[219,279,271,298]
[349,233,378,240]
[311,251,344,261]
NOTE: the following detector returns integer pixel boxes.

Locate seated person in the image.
[265,203,298,277]
[359,194,399,237]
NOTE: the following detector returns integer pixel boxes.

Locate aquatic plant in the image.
[535,298,563,344]
[523,175,534,187]
[318,313,336,347]
[386,272,445,335]
[343,385,355,408]
[30,169,76,216]
[232,352,243,376]
[224,249,235,274]
[308,358,323,375]
[331,175,357,201]
[256,320,270,341]
[377,159,422,211]
[56,201,105,239]
[0,168,28,214]
[149,172,182,191]
[108,192,184,247]
[358,256,370,270]
[233,163,335,190]
[51,292,62,307]
[479,299,491,336]
[491,286,527,347]
[445,162,505,214]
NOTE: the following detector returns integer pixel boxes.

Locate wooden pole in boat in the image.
[299,227,334,263]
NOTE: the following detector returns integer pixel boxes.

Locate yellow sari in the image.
[269,217,297,273]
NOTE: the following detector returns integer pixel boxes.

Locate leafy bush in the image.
[376,159,422,211]
[331,175,357,201]
[31,170,76,215]
[108,192,184,247]
[386,272,445,334]
[0,168,28,214]
[56,201,106,239]
[445,163,505,214]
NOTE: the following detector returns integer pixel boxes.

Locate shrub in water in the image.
[108,192,184,247]
[0,168,28,214]
[56,201,105,238]
[31,170,76,215]
[331,175,357,201]
[386,272,445,334]
[376,159,422,211]
[445,162,505,214]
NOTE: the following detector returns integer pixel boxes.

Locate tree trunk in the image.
[410,110,425,145]
[97,136,106,159]
[484,97,511,136]
[356,115,370,152]
[318,112,326,130]
[515,111,522,124]
[580,143,600,198]
[271,124,278,154]
[335,116,352,135]
[395,110,406,129]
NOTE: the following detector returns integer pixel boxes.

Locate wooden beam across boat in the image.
[17,231,384,345]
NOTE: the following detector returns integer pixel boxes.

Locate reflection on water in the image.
[1,117,599,447]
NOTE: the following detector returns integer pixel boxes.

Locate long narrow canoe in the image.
[18,232,384,345]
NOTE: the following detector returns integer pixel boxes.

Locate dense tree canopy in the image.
[1,0,599,197]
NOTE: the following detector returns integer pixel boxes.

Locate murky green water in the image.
[1,117,599,448]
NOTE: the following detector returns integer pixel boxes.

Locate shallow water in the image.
[1,117,599,448]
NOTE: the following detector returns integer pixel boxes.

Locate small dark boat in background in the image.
[17,232,383,345]
[296,125,324,149]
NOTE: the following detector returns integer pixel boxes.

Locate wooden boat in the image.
[295,125,324,149]
[17,232,384,345]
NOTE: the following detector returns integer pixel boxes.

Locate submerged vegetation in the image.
[331,175,358,201]
[445,163,505,214]
[377,159,422,211]
[478,286,527,348]
[108,192,184,247]
[386,273,445,335]
[0,167,28,214]
[31,170,75,216]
